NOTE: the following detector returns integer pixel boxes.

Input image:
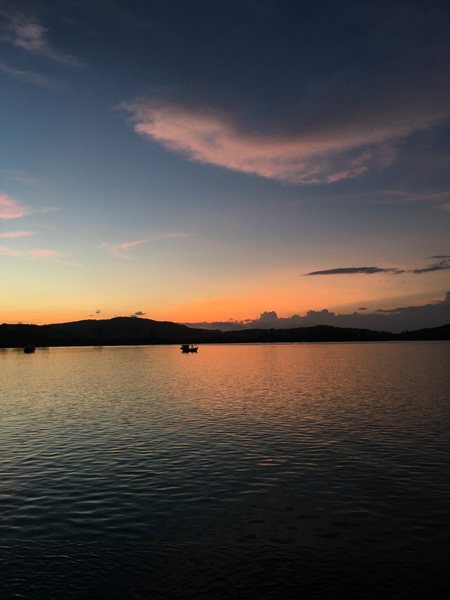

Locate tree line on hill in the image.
[1,317,449,348]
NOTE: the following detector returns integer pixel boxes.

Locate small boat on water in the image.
[24,345,36,354]
[181,344,198,353]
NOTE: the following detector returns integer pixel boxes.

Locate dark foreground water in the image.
[1,342,450,598]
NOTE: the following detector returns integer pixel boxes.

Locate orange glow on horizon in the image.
[2,283,446,327]
[147,287,369,323]
[1,289,336,326]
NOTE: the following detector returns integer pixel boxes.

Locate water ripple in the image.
[1,342,449,551]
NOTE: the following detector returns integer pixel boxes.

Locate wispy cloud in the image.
[0,11,81,65]
[118,239,153,250]
[304,266,405,276]
[377,189,450,205]
[28,249,65,259]
[286,187,450,210]
[0,231,35,238]
[413,256,450,274]
[0,244,20,256]
[0,192,29,219]
[0,60,49,85]
[121,66,450,185]
[101,232,189,258]
[25,248,83,267]
[0,246,79,264]
[304,256,450,276]
[3,170,47,187]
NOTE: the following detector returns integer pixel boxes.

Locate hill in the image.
[0,317,220,348]
[1,317,449,348]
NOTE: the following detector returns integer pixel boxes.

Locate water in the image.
[1,342,450,597]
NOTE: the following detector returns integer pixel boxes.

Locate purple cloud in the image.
[304,266,404,276]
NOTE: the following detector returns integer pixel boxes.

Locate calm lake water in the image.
[1,342,450,598]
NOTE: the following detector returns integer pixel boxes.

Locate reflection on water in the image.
[2,342,449,550]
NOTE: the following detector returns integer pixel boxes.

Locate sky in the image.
[1,0,450,331]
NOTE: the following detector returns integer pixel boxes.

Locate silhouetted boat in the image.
[181,344,198,353]
[24,345,35,354]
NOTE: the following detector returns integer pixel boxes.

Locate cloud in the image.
[182,293,450,334]
[117,0,450,187]
[413,256,450,274]
[377,189,450,205]
[304,256,450,276]
[0,60,49,85]
[96,310,101,314]
[118,239,152,250]
[0,230,35,238]
[133,311,146,316]
[0,241,83,266]
[26,248,83,267]
[121,61,450,185]
[100,232,189,258]
[0,244,20,256]
[0,11,81,65]
[28,249,65,259]
[304,266,404,276]
[4,170,46,186]
[0,192,29,219]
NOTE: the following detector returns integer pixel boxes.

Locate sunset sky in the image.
[1,0,449,329]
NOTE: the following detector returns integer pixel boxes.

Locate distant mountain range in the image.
[1,317,449,348]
